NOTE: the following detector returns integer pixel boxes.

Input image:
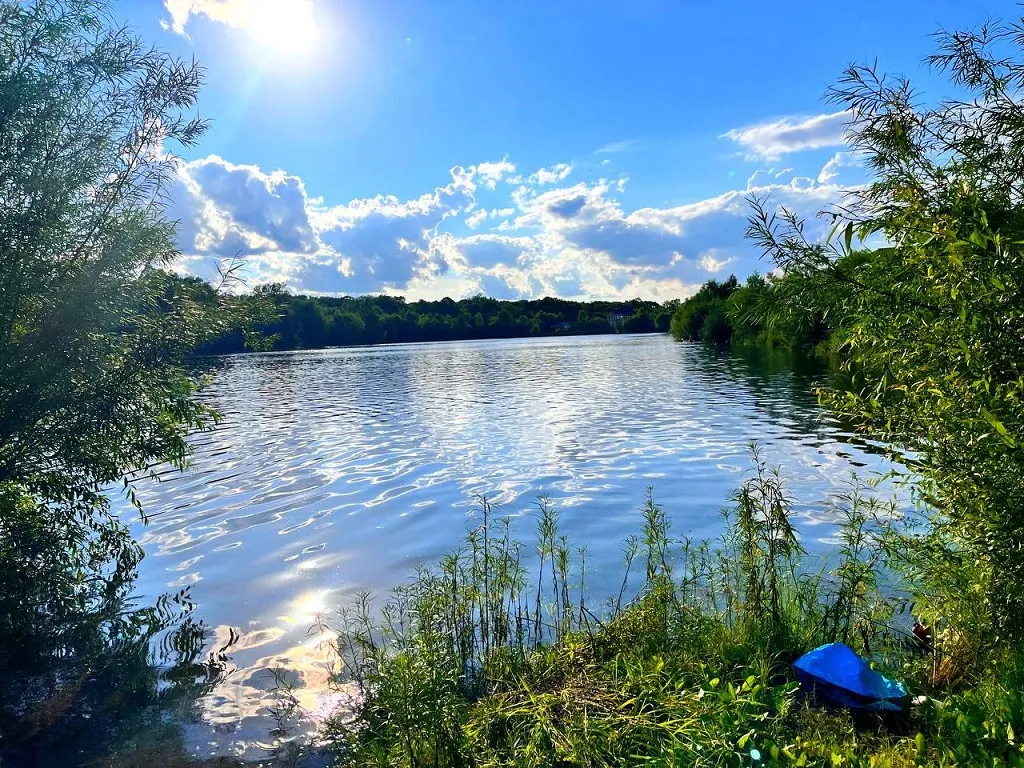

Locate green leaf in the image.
[981,407,1016,446]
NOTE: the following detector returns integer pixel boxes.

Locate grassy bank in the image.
[319,454,1024,766]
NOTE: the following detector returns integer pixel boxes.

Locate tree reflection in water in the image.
[0,551,238,767]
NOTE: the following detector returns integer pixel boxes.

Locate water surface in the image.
[118,334,893,760]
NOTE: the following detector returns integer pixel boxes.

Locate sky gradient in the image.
[120,0,1014,301]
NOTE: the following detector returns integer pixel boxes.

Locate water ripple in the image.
[113,334,899,760]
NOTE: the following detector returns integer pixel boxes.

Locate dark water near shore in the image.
[107,334,896,762]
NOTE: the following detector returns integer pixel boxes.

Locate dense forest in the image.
[192,280,676,353]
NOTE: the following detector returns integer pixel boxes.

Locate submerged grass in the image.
[319,449,1024,766]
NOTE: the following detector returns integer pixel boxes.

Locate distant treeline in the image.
[669,272,833,353]
[191,280,677,354]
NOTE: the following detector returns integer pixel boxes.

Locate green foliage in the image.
[669,276,738,344]
[670,273,832,352]
[746,14,1024,660]
[322,456,944,767]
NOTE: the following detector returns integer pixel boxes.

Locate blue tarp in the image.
[793,642,908,711]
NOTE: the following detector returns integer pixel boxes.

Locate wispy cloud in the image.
[722,111,849,160]
[596,139,642,154]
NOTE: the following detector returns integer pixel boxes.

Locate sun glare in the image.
[243,0,320,58]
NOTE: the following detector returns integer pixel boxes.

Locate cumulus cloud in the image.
[473,158,517,189]
[434,233,538,270]
[746,167,794,188]
[723,111,849,160]
[698,250,737,273]
[528,163,573,186]
[170,151,850,302]
[173,156,474,294]
[818,150,862,184]
[306,172,474,292]
[174,155,317,253]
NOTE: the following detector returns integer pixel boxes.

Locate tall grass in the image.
[319,450,1024,766]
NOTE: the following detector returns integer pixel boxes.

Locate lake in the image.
[116,334,895,761]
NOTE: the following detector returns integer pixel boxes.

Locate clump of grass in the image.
[319,450,1024,767]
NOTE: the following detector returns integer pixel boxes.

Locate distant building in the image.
[552,321,573,332]
[608,310,632,329]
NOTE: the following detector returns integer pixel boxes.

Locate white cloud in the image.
[473,158,516,189]
[597,139,641,154]
[163,0,313,36]
[173,156,474,293]
[723,111,849,160]
[466,207,516,229]
[170,152,850,302]
[528,163,573,186]
[434,233,539,270]
[173,155,317,254]
[698,250,736,273]
[818,150,861,184]
[746,167,796,188]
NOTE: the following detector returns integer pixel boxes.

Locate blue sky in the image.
[119,0,1014,301]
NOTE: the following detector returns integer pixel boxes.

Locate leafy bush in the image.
[669,277,738,343]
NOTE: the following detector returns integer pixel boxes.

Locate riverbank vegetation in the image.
[321,13,1024,768]
[668,271,833,353]
[322,465,1022,766]
[197,285,673,354]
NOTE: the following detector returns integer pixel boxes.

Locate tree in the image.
[669,277,738,341]
[0,0,260,724]
[329,311,366,346]
[748,17,1024,654]
[290,297,329,348]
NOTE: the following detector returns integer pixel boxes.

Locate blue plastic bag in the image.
[793,642,908,711]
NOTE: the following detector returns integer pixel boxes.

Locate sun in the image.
[243,0,320,58]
